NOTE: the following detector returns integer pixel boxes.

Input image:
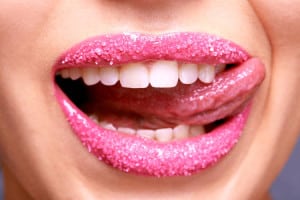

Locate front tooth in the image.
[118,127,136,135]
[137,129,155,139]
[198,64,215,83]
[173,125,189,140]
[82,68,101,86]
[120,63,149,88]
[155,128,173,142]
[98,67,119,86]
[150,61,178,88]
[179,63,198,84]
[190,125,205,137]
[69,68,81,80]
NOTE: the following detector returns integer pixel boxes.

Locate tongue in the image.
[83,58,264,128]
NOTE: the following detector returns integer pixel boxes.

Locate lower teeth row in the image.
[89,115,206,142]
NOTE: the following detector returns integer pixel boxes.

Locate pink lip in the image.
[53,32,265,177]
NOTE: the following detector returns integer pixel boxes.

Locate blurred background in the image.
[271,139,300,199]
[0,139,299,199]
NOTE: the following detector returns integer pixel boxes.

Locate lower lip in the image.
[55,85,251,177]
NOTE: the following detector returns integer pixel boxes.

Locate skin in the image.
[0,0,299,199]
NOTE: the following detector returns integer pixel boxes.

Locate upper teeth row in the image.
[58,61,226,88]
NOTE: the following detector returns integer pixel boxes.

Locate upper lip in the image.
[55,32,249,69]
[53,32,265,177]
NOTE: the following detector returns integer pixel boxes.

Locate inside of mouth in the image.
[55,61,233,142]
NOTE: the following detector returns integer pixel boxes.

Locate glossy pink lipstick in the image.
[54,32,265,177]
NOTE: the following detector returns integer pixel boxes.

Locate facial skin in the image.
[0,0,299,199]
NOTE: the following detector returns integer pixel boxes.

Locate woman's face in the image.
[0,1,299,199]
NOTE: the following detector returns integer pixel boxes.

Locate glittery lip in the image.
[53,32,265,177]
[56,32,249,68]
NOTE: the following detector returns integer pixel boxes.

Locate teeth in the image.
[118,127,136,135]
[137,129,155,139]
[59,61,225,88]
[90,116,206,142]
[198,64,215,84]
[61,69,70,79]
[155,128,173,142]
[82,68,101,86]
[173,124,189,140]
[120,63,149,88]
[98,121,116,131]
[69,68,81,80]
[89,114,99,123]
[149,61,179,88]
[98,67,119,86]
[179,63,198,84]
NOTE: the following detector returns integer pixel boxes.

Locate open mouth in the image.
[53,33,265,177]
[57,61,242,141]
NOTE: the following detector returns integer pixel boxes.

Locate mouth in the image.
[53,32,265,177]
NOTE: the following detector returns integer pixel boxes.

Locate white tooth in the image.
[89,114,99,123]
[61,69,70,78]
[99,121,116,131]
[137,129,155,139]
[120,63,149,88]
[198,64,215,83]
[82,68,101,86]
[190,125,205,137]
[155,128,173,142]
[215,64,226,74]
[118,127,136,135]
[99,67,119,86]
[179,63,198,84]
[69,68,81,80]
[150,61,178,88]
[173,125,189,140]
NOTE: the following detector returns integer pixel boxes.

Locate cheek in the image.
[0,1,56,51]
[250,0,300,50]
